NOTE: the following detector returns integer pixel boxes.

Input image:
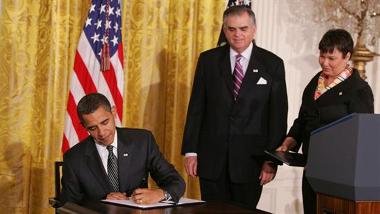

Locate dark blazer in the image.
[60,128,185,203]
[182,43,288,183]
[288,69,374,157]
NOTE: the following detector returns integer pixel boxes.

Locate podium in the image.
[306,113,380,214]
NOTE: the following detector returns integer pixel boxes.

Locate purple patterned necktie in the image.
[232,54,244,100]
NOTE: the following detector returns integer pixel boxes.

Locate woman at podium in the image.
[276,29,374,214]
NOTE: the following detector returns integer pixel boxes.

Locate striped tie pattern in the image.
[232,54,244,100]
[106,145,119,192]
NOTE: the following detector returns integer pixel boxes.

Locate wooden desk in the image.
[317,193,380,214]
[57,201,271,214]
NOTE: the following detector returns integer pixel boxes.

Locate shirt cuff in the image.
[164,191,172,201]
[185,153,197,157]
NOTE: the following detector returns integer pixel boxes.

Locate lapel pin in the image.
[123,153,128,157]
[253,69,258,73]
[339,92,343,96]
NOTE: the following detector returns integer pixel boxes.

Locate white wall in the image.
[252,1,380,213]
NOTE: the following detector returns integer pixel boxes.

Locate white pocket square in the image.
[253,69,258,73]
[257,77,267,85]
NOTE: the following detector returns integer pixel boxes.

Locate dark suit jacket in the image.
[182,43,288,183]
[60,128,185,203]
[288,69,374,158]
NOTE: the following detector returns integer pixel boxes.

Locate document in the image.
[265,150,306,167]
[102,197,205,209]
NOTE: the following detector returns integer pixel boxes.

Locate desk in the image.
[57,201,271,214]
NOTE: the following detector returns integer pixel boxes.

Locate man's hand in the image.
[259,161,277,185]
[106,192,128,200]
[276,137,297,152]
[184,156,198,177]
[130,188,165,205]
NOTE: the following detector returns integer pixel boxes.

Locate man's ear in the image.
[252,25,257,39]
[79,117,88,129]
[111,106,117,117]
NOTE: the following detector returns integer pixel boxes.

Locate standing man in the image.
[61,93,185,204]
[182,6,287,209]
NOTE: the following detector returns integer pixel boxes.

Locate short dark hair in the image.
[318,29,354,59]
[223,5,256,26]
[77,93,112,124]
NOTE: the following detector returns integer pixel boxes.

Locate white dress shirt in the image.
[229,42,253,75]
[95,131,118,174]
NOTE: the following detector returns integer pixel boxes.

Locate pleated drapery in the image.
[0,0,225,212]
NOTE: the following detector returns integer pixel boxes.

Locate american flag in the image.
[62,0,124,153]
[217,0,252,46]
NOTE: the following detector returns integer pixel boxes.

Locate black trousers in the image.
[302,171,316,214]
[199,164,262,210]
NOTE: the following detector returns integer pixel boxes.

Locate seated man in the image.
[60,93,185,204]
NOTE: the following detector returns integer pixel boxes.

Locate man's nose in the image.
[234,30,241,37]
[98,127,105,137]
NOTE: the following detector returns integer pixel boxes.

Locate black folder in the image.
[265,150,306,167]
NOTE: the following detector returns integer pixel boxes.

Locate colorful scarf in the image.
[314,66,352,100]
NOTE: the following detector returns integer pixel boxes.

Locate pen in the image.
[129,177,147,196]
[160,200,177,205]
[139,177,147,188]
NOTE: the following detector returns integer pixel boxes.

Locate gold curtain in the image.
[0,0,224,213]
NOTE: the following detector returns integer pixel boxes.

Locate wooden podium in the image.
[306,114,380,214]
[317,193,380,214]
